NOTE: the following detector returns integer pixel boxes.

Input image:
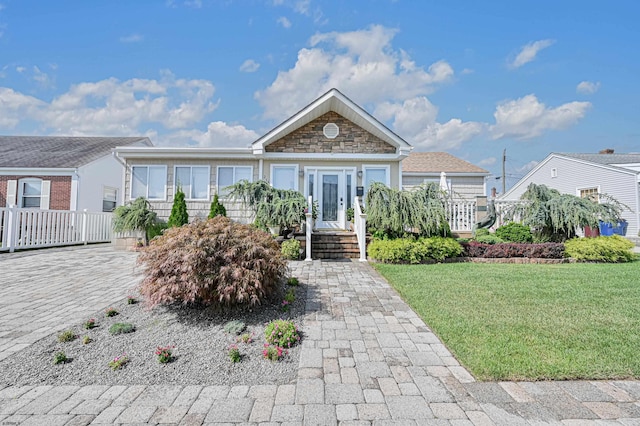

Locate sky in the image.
[1,0,639,192]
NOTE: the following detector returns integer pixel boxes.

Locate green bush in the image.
[146,221,168,241]
[138,216,288,308]
[264,319,300,348]
[281,239,301,260]
[495,222,533,243]
[475,234,504,245]
[367,237,462,264]
[474,228,490,237]
[109,323,135,335]
[224,320,246,335]
[208,194,227,218]
[168,188,189,227]
[565,235,635,263]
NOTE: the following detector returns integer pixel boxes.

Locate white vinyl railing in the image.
[0,206,113,253]
[446,201,476,232]
[305,196,312,261]
[354,196,367,261]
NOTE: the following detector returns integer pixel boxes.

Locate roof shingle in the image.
[0,136,152,168]
[402,152,488,174]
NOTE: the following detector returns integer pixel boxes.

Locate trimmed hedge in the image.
[495,222,533,243]
[564,235,635,263]
[367,237,463,264]
[462,242,565,259]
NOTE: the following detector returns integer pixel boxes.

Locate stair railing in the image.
[305,195,312,261]
[354,196,367,262]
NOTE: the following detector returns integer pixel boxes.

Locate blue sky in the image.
[1,0,639,191]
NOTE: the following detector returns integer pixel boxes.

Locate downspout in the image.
[258,159,264,180]
[113,151,129,206]
[70,168,80,211]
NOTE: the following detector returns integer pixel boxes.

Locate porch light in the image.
[298,170,304,177]
[357,170,363,178]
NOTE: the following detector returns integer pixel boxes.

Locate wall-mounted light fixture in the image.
[357,170,363,178]
[298,170,304,177]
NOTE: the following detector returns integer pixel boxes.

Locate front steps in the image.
[312,231,361,259]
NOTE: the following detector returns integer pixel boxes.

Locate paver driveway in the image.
[0,245,639,425]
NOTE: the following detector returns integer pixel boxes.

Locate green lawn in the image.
[374,262,640,381]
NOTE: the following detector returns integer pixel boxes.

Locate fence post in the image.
[305,196,312,261]
[7,205,16,253]
[81,209,88,244]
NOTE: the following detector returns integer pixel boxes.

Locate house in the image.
[114,88,413,230]
[0,136,152,212]
[401,152,489,199]
[499,150,640,237]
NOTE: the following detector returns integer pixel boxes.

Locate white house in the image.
[499,151,640,237]
[0,136,152,212]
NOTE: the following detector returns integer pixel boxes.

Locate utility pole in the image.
[502,148,506,194]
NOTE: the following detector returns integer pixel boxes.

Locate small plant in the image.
[284,288,296,303]
[168,186,189,227]
[263,344,287,361]
[127,296,138,305]
[495,222,533,243]
[237,332,254,344]
[105,308,118,317]
[264,319,300,348]
[224,320,246,335]
[53,351,68,364]
[346,207,354,222]
[155,345,175,363]
[57,330,76,343]
[109,323,135,335]
[83,318,96,330]
[108,353,129,370]
[475,234,504,245]
[281,300,291,312]
[228,344,241,363]
[287,276,299,286]
[281,238,301,260]
[208,194,227,218]
[82,335,91,345]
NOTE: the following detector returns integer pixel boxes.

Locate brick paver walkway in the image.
[1,247,639,425]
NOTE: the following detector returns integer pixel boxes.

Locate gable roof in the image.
[559,152,640,166]
[0,136,152,168]
[402,152,489,175]
[252,88,412,155]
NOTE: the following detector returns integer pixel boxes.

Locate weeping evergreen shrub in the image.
[505,183,624,242]
[113,197,158,243]
[167,187,189,227]
[365,182,450,238]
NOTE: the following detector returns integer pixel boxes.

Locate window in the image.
[579,187,599,202]
[363,166,390,195]
[19,179,42,208]
[102,187,118,212]
[217,166,253,196]
[175,166,210,200]
[131,166,166,200]
[271,165,298,191]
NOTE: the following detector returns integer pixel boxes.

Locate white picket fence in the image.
[0,206,113,252]
[446,201,476,232]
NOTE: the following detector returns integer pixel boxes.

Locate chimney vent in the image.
[599,148,614,154]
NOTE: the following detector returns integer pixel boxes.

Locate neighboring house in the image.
[114,88,413,230]
[0,136,152,212]
[402,152,489,199]
[499,150,640,237]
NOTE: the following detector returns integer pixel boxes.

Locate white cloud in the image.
[0,73,218,135]
[239,59,260,73]
[277,16,292,28]
[32,66,53,89]
[294,0,310,15]
[460,68,474,75]
[16,66,26,73]
[478,157,497,166]
[517,160,539,174]
[509,39,555,69]
[576,81,600,95]
[120,33,144,43]
[490,94,591,140]
[255,25,454,121]
[184,0,202,8]
[161,121,259,148]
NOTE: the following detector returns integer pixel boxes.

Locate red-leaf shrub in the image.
[461,242,564,259]
[138,216,288,308]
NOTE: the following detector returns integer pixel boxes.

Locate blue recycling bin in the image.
[598,220,628,236]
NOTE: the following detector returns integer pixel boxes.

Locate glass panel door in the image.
[322,174,338,222]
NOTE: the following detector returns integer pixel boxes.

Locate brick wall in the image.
[0,175,72,210]
[265,111,396,154]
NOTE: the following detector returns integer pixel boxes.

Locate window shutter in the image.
[40,180,51,210]
[6,180,17,206]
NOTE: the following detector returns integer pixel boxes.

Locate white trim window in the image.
[131,165,167,200]
[175,166,210,200]
[217,166,253,197]
[17,178,46,209]
[102,187,118,212]
[363,165,390,195]
[271,164,299,191]
[578,187,599,202]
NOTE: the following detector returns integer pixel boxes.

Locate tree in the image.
[208,194,227,218]
[505,183,624,241]
[167,187,189,227]
[112,197,158,243]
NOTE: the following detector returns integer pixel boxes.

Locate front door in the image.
[317,171,344,229]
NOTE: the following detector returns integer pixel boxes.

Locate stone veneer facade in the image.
[265,111,396,154]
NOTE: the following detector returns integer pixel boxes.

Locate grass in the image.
[374,261,640,381]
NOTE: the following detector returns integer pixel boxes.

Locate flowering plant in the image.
[155,345,175,363]
[83,318,96,330]
[82,335,91,344]
[263,344,287,361]
[108,353,129,370]
[281,300,290,312]
[237,332,254,344]
[105,308,118,317]
[228,344,241,363]
[264,319,300,348]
